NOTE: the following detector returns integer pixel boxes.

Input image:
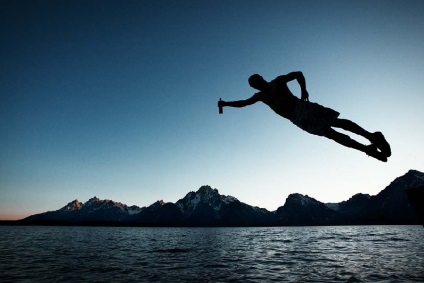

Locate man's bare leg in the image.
[324,128,387,162]
[332,119,372,140]
[332,119,391,157]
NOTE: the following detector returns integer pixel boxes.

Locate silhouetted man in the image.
[218,72,391,162]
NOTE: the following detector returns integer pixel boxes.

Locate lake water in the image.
[0,225,423,282]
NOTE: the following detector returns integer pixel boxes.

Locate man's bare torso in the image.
[255,77,298,119]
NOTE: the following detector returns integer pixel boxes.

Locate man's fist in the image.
[218,98,224,114]
[301,90,309,102]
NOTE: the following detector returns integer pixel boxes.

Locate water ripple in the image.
[0,226,423,282]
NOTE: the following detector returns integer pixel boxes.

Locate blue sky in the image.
[1,0,424,220]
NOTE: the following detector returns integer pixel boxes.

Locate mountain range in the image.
[20,169,424,226]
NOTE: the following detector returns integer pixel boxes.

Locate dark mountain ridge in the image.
[20,170,424,226]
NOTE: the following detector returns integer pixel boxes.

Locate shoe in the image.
[365,144,387,162]
[370,132,391,157]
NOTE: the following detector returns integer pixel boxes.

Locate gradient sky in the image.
[1,0,424,220]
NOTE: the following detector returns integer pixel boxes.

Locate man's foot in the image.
[365,144,387,162]
[370,132,391,157]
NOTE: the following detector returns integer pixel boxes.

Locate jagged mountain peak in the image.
[176,186,238,215]
[148,200,165,210]
[196,185,219,195]
[385,170,424,193]
[85,196,100,206]
[83,197,127,208]
[60,199,82,211]
[198,186,238,203]
[286,193,319,206]
[407,169,424,176]
[395,169,424,182]
[347,193,371,202]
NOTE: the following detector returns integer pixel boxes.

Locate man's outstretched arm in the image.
[219,93,261,108]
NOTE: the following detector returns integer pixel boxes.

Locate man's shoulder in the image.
[268,76,289,87]
[273,74,288,82]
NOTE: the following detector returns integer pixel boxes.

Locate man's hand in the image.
[218,98,225,114]
[301,89,309,102]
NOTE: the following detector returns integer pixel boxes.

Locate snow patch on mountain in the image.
[300,195,314,206]
[127,206,143,215]
[191,194,201,207]
[325,203,340,211]
[289,193,316,206]
[222,195,237,204]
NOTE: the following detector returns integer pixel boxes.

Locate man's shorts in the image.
[289,100,340,136]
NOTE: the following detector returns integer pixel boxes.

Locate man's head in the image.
[248,74,268,91]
